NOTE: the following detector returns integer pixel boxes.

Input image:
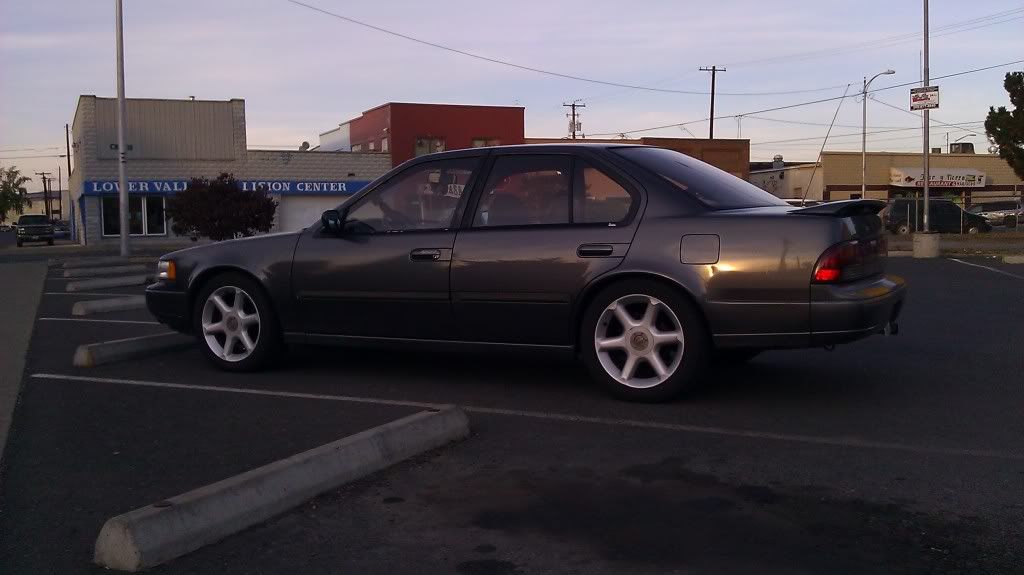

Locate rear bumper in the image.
[145,284,191,333]
[810,274,906,345]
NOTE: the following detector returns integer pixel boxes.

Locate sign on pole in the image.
[910,86,939,110]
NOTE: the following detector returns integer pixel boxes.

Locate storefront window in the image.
[102,196,167,236]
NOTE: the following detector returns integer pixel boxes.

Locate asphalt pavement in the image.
[1,256,1023,574]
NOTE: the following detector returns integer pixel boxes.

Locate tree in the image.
[0,166,32,224]
[165,173,277,241]
[985,72,1024,180]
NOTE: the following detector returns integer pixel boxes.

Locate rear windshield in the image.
[18,215,48,225]
[612,147,788,209]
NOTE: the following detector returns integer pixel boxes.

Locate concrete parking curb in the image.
[73,333,193,367]
[1004,255,1024,264]
[62,256,153,269]
[72,296,147,316]
[888,251,914,257]
[0,262,47,464]
[93,406,470,572]
[63,264,149,278]
[66,275,151,292]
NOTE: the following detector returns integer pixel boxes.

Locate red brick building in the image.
[343,102,525,167]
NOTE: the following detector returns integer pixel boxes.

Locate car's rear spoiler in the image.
[789,199,886,217]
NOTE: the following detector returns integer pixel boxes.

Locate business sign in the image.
[84,179,371,196]
[889,167,985,188]
[910,86,939,110]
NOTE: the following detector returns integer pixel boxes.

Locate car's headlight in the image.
[157,260,177,281]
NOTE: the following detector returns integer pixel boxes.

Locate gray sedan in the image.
[147,144,905,402]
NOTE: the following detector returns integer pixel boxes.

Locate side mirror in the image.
[321,209,344,235]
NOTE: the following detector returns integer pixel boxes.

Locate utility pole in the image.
[699,66,726,139]
[65,123,73,181]
[35,172,53,218]
[115,0,130,255]
[563,101,585,140]
[862,69,895,197]
[57,165,62,219]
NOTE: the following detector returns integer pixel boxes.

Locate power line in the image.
[0,154,66,160]
[745,115,916,130]
[748,121,985,146]
[0,146,62,152]
[575,7,1024,104]
[727,7,1024,68]
[285,0,885,98]
[869,96,985,135]
[586,59,1024,137]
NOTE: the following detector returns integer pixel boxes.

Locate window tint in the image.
[18,215,48,225]
[574,161,633,223]
[473,155,571,227]
[345,158,478,233]
[613,147,788,209]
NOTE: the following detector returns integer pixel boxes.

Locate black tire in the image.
[16,240,23,247]
[192,272,282,372]
[896,224,910,235]
[579,279,710,402]
[712,348,763,365]
[967,225,981,235]
[1004,215,1018,228]
[47,238,54,246]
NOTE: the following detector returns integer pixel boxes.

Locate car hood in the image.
[160,231,302,260]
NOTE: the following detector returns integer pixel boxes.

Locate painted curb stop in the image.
[66,275,152,292]
[72,296,147,316]
[64,264,149,278]
[73,333,194,367]
[1004,255,1024,265]
[94,407,470,571]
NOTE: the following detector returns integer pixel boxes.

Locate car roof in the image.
[420,143,646,160]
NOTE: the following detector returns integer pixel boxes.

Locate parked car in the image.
[147,144,905,402]
[886,198,991,234]
[52,220,71,239]
[14,214,55,247]
[967,200,1021,228]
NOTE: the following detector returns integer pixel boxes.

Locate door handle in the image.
[410,248,442,262]
[577,244,614,257]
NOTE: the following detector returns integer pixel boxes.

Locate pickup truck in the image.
[15,214,55,247]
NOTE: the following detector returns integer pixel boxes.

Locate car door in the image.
[931,201,959,232]
[291,155,482,340]
[451,151,641,345]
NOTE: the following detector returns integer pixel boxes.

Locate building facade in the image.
[68,96,391,245]
[341,102,526,166]
[820,151,1023,203]
[749,163,823,200]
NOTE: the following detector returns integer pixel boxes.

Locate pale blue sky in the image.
[2,0,1022,191]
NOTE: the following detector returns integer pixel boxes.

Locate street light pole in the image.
[862,69,895,197]
[115,0,130,256]
[922,0,931,233]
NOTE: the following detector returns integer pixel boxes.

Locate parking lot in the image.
[2,254,1023,574]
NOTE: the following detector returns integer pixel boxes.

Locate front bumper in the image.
[809,274,906,345]
[145,283,191,333]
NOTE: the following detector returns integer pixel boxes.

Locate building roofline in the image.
[749,163,820,174]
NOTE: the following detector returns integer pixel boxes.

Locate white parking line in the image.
[949,258,1024,280]
[30,372,1024,461]
[38,317,160,325]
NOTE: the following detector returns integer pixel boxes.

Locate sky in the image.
[1,0,1022,192]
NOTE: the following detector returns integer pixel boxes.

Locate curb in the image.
[66,275,151,292]
[73,332,194,367]
[64,264,149,278]
[94,407,470,572]
[1004,255,1024,265]
[887,251,914,257]
[72,295,147,316]
[62,256,154,269]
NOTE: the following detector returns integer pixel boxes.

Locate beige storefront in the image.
[821,151,1023,203]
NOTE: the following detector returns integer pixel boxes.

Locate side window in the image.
[474,155,572,227]
[345,158,478,233]
[574,161,634,224]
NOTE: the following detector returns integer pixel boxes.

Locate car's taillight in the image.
[812,236,887,283]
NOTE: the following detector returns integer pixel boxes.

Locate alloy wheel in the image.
[201,286,261,362]
[594,294,684,389]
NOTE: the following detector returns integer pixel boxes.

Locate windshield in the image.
[18,215,48,225]
[612,147,788,209]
